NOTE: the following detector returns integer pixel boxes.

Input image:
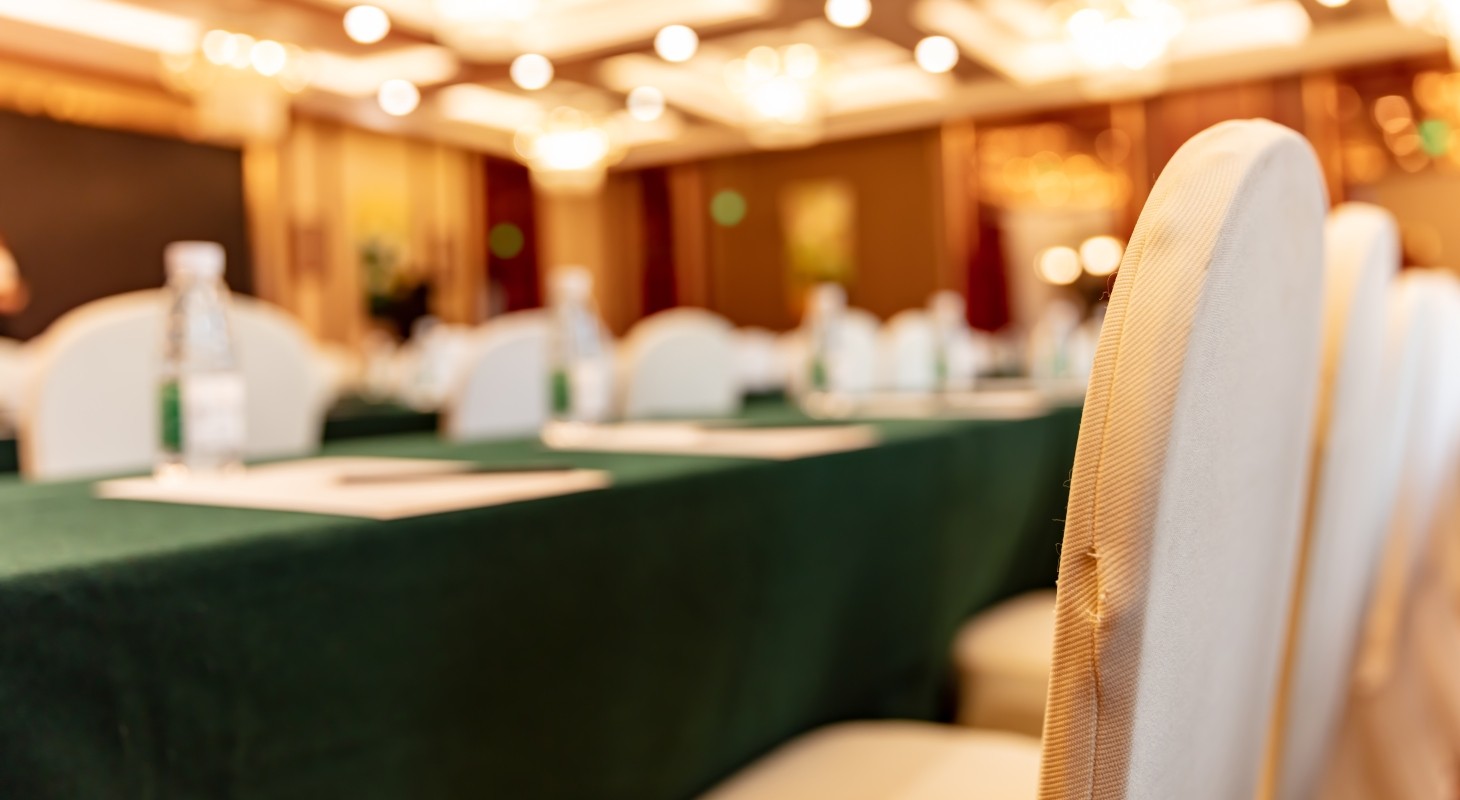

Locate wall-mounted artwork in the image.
[780,179,856,310]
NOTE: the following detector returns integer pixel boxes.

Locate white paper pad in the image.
[848,389,1052,420]
[95,457,611,520]
[542,422,878,460]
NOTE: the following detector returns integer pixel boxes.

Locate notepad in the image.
[541,422,879,460]
[95,457,612,520]
[837,389,1052,420]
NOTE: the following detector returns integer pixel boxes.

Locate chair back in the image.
[0,336,25,423]
[1039,120,1327,800]
[441,310,551,442]
[732,326,783,394]
[876,309,938,392]
[21,290,328,480]
[1269,203,1401,800]
[618,307,739,420]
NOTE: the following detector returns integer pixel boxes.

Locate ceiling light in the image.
[250,40,288,77]
[344,5,391,44]
[627,86,666,121]
[1079,235,1124,276]
[377,79,421,116]
[914,35,959,73]
[0,0,199,54]
[655,25,699,63]
[1036,246,1081,285]
[825,0,872,28]
[510,53,554,90]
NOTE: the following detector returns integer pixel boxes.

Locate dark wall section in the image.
[0,110,252,339]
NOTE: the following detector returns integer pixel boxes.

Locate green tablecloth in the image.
[0,402,1080,800]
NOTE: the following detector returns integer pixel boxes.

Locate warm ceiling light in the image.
[914,35,959,73]
[1316,0,1350,6]
[627,86,666,121]
[825,0,871,28]
[0,0,199,54]
[1079,235,1124,276]
[510,53,554,90]
[655,25,699,62]
[344,5,391,44]
[1036,246,1082,285]
[377,78,421,116]
[250,40,288,77]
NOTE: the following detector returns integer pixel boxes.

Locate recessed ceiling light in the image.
[344,5,391,45]
[655,25,699,63]
[377,79,420,116]
[825,0,871,28]
[510,53,554,90]
[914,35,959,73]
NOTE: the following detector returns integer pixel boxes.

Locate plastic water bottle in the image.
[799,283,850,417]
[549,267,612,424]
[156,241,245,480]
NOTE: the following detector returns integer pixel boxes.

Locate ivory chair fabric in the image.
[1039,119,1326,800]
[617,307,740,420]
[441,310,551,442]
[953,589,1056,738]
[1266,203,1401,800]
[21,290,329,481]
[1316,272,1460,800]
[732,326,784,394]
[876,310,939,393]
[0,336,25,423]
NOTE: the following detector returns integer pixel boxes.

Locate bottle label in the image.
[180,374,246,456]
[160,380,183,454]
[551,369,570,415]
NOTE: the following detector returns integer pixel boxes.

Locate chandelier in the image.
[724,43,827,149]
[514,106,623,194]
[432,0,540,59]
[1061,0,1185,99]
[161,29,311,141]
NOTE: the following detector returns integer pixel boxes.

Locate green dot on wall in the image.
[1419,119,1450,158]
[711,190,747,227]
[489,223,526,259]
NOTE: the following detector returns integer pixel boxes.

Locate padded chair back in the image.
[1270,203,1400,800]
[21,290,328,481]
[833,307,880,394]
[733,326,784,394]
[618,307,739,420]
[0,336,25,422]
[876,309,938,392]
[1039,120,1327,800]
[441,310,551,442]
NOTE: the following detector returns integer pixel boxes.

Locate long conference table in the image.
[0,398,1080,799]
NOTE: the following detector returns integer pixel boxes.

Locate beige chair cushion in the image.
[1040,120,1327,800]
[700,722,1040,800]
[954,589,1056,738]
[1269,203,1401,800]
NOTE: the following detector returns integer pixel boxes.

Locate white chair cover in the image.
[0,336,26,425]
[441,310,551,442]
[1040,119,1326,800]
[617,307,740,420]
[876,309,938,392]
[1270,203,1400,800]
[732,326,783,394]
[21,290,329,481]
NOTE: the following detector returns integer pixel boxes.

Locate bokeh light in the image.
[627,86,666,122]
[510,53,554,90]
[1079,235,1124,276]
[711,190,748,227]
[249,40,288,77]
[825,0,872,28]
[1036,246,1082,285]
[655,25,699,63]
[914,36,959,74]
[489,223,526,259]
[344,5,391,44]
[377,79,420,116]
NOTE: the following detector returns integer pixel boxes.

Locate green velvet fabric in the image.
[0,402,1080,800]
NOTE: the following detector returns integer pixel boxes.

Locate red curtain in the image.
[484,156,541,311]
[966,203,1011,332]
[639,167,677,315]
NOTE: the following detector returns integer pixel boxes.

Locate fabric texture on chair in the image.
[21,290,329,480]
[442,310,551,442]
[1268,203,1401,800]
[1316,272,1460,800]
[1039,119,1327,800]
[618,307,740,420]
[954,589,1056,738]
[699,722,1040,800]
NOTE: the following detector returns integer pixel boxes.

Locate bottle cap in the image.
[552,266,594,304]
[807,282,846,318]
[165,241,225,280]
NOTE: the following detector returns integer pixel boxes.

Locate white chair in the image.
[835,307,880,394]
[700,119,1328,800]
[1264,203,1401,800]
[876,310,938,393]
[441,310,551,442]
[617,307,740,420]
[314,342,362,407]
[0,336,26,426]
[732,326,784,395]
[20,290,330,481]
